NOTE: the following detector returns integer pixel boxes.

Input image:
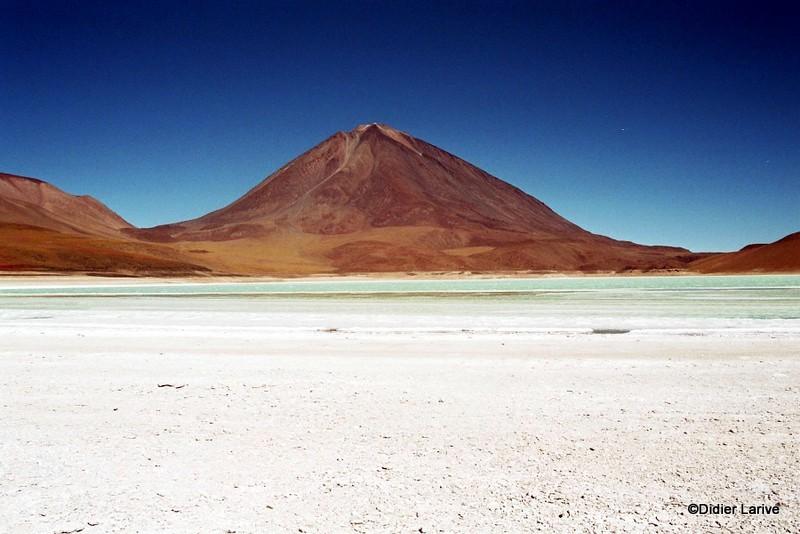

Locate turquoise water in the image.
[0,276,800,330]
[1,274,798,296]
[0,275,798,333]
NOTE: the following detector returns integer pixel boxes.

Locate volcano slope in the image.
[133,124,700,274]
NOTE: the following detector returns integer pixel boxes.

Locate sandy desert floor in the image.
[1,288,799,533]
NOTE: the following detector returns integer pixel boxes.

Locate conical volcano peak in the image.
[352,122,397,133]
[351,122,409,139]
[129,124,708,273]
[150,122,585,238]
[348,122,420,153]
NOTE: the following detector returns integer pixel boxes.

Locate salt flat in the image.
[1,279,799,532]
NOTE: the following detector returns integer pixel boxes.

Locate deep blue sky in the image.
[2,1,798,251]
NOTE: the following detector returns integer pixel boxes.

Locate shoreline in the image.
[1,271,798,288]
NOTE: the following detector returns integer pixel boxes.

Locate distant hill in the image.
[0,173,207,275]
[0,173,131,238]
[691,232,800,273]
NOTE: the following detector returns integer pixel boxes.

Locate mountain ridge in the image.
[1,125,796,275]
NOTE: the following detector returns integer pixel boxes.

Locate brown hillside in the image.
[0,174,210,275]
[0,224,209,275]
[0,173,131,238]
[691,232,800,273]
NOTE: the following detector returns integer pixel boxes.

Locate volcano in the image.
[134,123,699,274]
